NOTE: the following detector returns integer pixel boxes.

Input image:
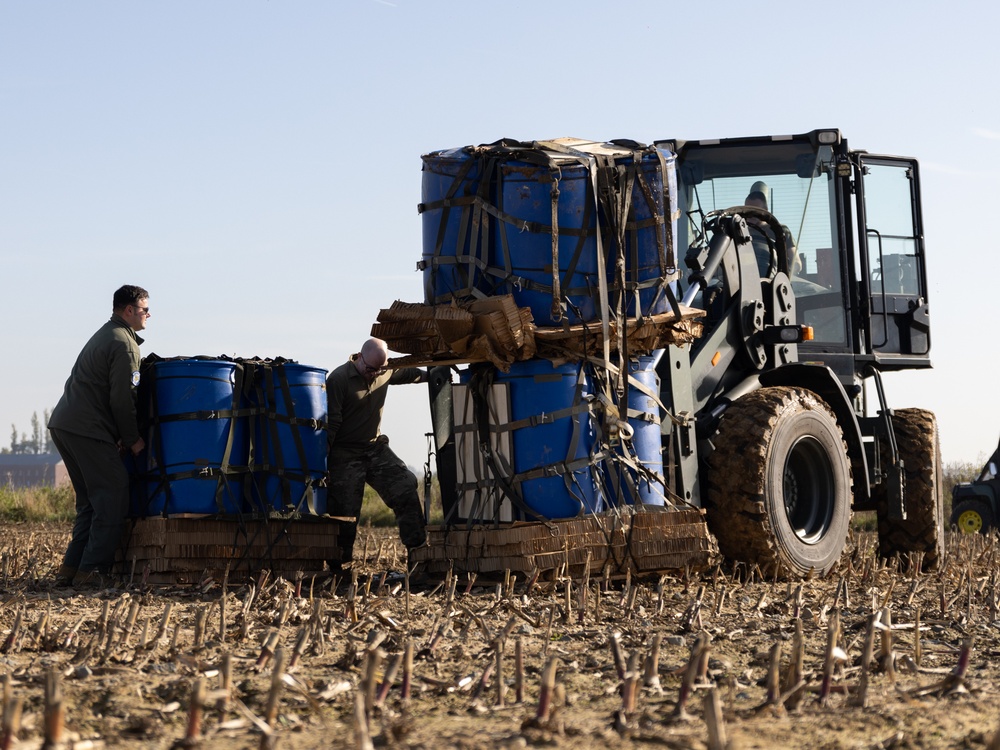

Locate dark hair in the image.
[113,285,149,311]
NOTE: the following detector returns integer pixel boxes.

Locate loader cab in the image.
[656,129,931,389]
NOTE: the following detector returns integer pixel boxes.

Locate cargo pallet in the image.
[116,514,346,585]
[410,506,717,579]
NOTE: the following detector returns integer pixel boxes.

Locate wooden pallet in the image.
[410,505,717,578]
[116,514,347,584]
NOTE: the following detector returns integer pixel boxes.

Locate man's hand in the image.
[130,437,146,456]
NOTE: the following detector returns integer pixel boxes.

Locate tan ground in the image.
[1,522,998,749]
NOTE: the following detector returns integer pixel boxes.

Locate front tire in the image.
[705,387,852,579]
[875,409,945,570]
[950,497,994,535]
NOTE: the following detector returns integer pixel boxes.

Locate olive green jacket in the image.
[327,356,423,459]
[49,314,144,447]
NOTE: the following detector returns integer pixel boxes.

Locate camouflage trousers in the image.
[328,438,426,563]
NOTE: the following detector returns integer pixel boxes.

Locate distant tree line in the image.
[3,410,53,455]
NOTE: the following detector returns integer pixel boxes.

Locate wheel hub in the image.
[783,436,835,544]
[957,509,984,534]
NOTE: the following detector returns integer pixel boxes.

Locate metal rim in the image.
[782,435,835,544]
[958,508,984,534]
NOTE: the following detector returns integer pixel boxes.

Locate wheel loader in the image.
[656,128,943,576]
[423,128,944,579]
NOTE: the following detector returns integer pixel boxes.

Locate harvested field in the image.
[1,522,999,749]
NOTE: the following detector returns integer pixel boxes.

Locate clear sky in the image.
[2,1,998,475]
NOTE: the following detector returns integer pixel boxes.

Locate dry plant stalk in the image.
[353,690,374,750]
[376,651,404,706]
[363,648,385,716]
[764,642,782,706]
[818,609,841,705]
[537,657,559,723]
[610,630,626,680]
[183,676,206,745]
[782,618,806,710]
[851,613,878,708]
[401,640,414,702]
[673,632,708,721]
[621,651,641,714]
[643,634,663,692]
[878,607,895,681]
[515,638,524,704]
[42,668,63,750]
[704,687,728,750]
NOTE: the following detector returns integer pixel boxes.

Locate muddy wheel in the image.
[875,408,945,570]
[951,498,995,535]
[705,387,852,579]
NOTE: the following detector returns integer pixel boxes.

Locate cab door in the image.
[857,156,931,366]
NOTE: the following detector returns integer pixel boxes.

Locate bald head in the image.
[355,338,389,381]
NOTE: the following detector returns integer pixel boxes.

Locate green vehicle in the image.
[951,441,1000,533]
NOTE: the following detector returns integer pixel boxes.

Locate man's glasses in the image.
[133,305,150,316]
[360,352,385,375]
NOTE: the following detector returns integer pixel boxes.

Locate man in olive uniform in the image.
[49,285,150,586]
[327,338,427,571]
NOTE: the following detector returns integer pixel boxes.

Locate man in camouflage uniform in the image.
[327,338,427,571]
[49,285,151,586]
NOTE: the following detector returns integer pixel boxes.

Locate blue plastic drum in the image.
[139,359,249,516]
[495,160,601,324]
[461,359,603,520]
[420,148,490,305]
[254,363,328,515]
[604,355,666,506]
[618,148,678,318]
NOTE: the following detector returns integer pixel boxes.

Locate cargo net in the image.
[132,354,327,520]
[418,137,681,327]
[437,357,690,573]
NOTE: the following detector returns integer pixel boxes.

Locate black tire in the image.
[875,408,945,570]
[950,497,995,535]
[705,387,852,579]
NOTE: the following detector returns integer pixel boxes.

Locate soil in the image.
[1,522,999,750]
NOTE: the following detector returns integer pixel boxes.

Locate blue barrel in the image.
[495,160,601,324]
[139,360,249,516]
[604,355,666,506]
[619,148,678,318]
[254,363,328,515]
[461,359,603,520]
[420,148,491,305]
[421,142,679,327]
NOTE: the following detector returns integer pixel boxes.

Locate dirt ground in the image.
[1,522,1000,750]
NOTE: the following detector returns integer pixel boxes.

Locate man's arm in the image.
[388,367,427,386]
[108,337,142,451]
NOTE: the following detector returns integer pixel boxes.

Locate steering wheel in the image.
[736,205,789,278]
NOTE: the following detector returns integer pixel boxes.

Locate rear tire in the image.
[705,387,852,579]
[951,498,995,535]
[875,409,945,570]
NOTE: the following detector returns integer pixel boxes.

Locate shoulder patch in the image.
[131,371,141,387]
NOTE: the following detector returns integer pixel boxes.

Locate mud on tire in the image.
[705,387,852,579]
[875,408,945,570]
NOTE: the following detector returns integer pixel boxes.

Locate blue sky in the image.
[2,1,999,474]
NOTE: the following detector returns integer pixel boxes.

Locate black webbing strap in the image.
[139,357,169,516]
[213,360,247,514]
[468,366,553,526]
[256,363,313,514]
